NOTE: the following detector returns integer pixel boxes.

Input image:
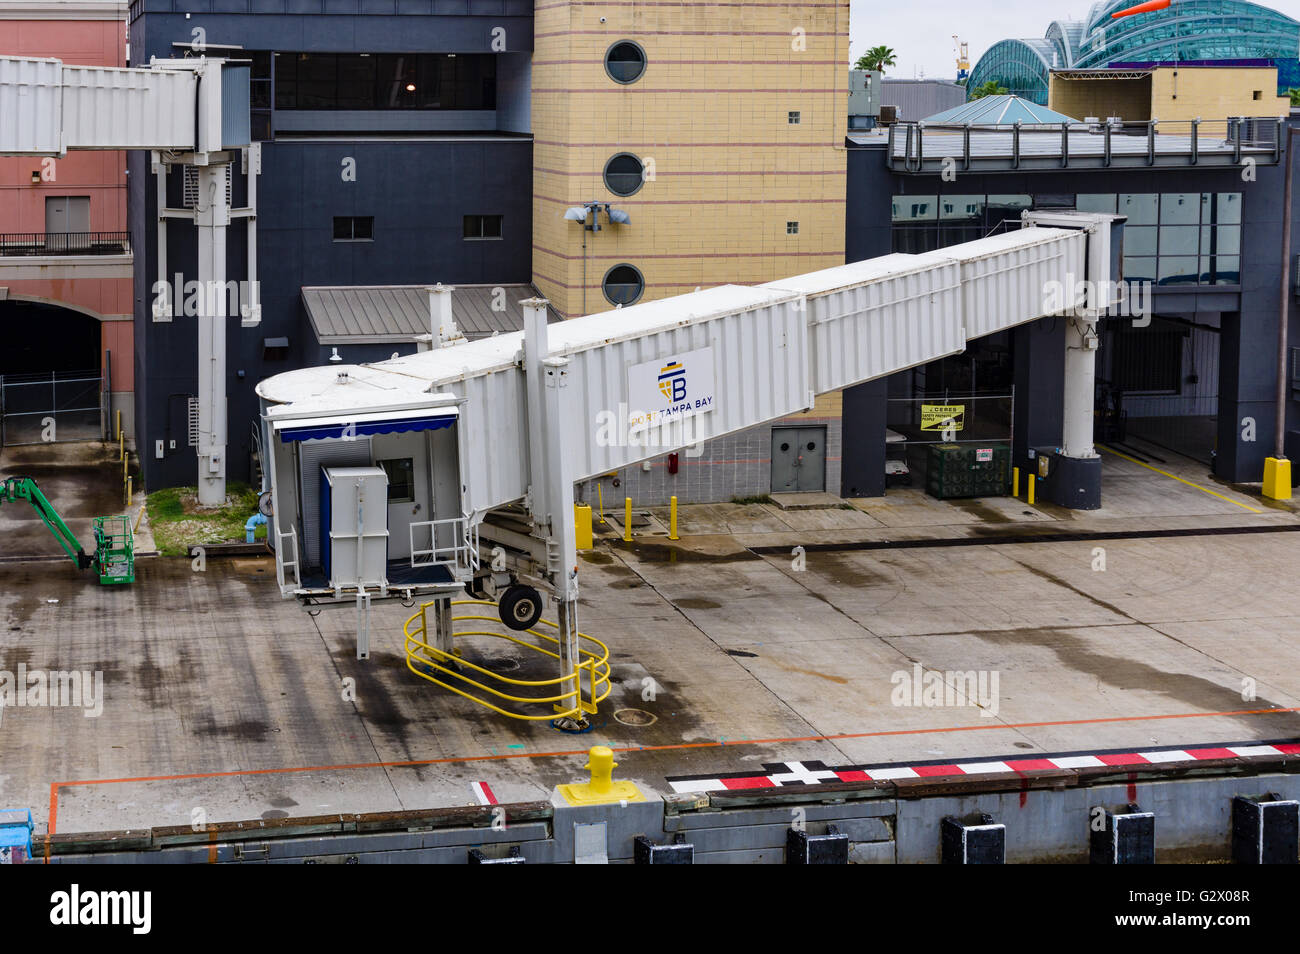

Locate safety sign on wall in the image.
[920,404,965,432]
[627,347,717,428]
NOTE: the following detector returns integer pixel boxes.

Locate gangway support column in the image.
[522,299,585,727]
[195,160,231,506]
[1024,209,1126,512]
[1058,314,1102,509]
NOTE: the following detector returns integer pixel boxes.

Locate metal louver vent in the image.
[182,165,233,209]
[187,397,200,447]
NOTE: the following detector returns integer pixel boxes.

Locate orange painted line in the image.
[45,706,1300,838]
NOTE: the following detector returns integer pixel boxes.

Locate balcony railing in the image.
[885,116,1286,174]
[0,232,130,257]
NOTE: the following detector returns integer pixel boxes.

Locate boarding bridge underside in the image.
[257,214,1123,616]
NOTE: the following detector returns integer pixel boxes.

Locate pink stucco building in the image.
[0,1,132,439]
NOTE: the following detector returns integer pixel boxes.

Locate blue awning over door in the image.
[275,411,457,443]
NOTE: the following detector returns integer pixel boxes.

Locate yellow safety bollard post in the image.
[126,476,132,509]
[669,496,679,541]
[623,497,633,542]
[574,503,593,550]
[1012,466,1020,499]
[116,409,121,441]
[1027,475,1036,506]
[556,745,647,806]
[596,480,606,523]
[1263,457,1293,501]
[119,430,124,463]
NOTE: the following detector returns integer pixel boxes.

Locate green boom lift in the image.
[0,476,134,585]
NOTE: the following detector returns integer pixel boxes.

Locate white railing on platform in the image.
[410,516,479,576]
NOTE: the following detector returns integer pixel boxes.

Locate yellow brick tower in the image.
[532,1,849,318]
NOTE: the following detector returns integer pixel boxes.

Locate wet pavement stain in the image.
[618,539,758,565]
[195,717,275,742]
[965,624,1298,730]
[800,552,896,588]
[675,597,721,609]
[949,499,1013,524]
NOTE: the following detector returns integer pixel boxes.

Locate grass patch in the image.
[731,494,775,506]
[145,482,261,556]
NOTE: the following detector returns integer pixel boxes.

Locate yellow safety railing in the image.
[402,599,612,721]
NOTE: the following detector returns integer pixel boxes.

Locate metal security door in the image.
[771,426,826,493]
[0,370,104,446]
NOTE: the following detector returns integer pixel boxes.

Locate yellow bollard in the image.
[116,409,121,441]
[119,430,124,462]
[1263,457,1293,501]
[669,495,679,541]
[1027,475,1036,506]
[1012,466,1020,499]
[126,476,132,508]
[596,480,606,524]
[574,503,593,550]
[556,745,647,806]
[623,497,633,542]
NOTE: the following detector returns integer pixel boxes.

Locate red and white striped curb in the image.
[665,740,1300,794]
[470,781,498,805]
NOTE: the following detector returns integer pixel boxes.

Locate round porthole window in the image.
[603,264,644,306]
[603,153,645,197]
[604,41,647,84]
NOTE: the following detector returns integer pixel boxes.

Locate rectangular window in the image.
[463,214,503,240]
[272,52,496,110]
[333,216,374,241]
[378,458,415,503]
[786,221,799,234]
[1076,194,1118,214]
[1118,194,1158,226]
[788,111,801,124]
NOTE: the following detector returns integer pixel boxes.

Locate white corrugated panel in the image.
[764,254,966,395]
[925,228,1087,340]
[458,364,530,518]
[61,64,196,150]
[555,287,809,480]
[0,57,63,154]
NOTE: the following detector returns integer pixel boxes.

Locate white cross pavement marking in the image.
[1050,756,1106,769]
[769,761,841,786]
[1228,745,1281,757]
[1137,750,1192,763]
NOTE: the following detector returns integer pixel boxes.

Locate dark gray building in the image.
[128,1,536,488]
[844,115,1298,499]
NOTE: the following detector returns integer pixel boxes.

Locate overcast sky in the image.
[849,0,1300,81]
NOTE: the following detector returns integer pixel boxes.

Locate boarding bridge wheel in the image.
[499,584,543,631]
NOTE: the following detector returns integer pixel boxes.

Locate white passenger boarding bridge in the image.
[0,54,259,505]
[257,213,1125,702]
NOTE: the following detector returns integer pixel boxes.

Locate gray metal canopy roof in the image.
[302,284,561,344]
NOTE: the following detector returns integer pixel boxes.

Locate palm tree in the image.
[969,80,1010,100]
[1289,88,1300,106]
[855,46,897,74]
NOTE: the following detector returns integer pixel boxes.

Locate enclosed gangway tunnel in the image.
[257,212,1125,725]
[0,53,260,505]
